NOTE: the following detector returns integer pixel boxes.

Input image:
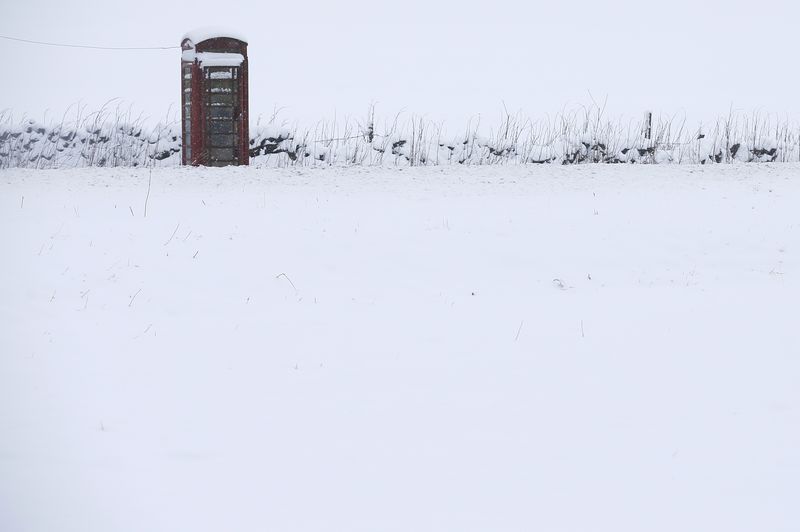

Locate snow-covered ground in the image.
[1,164,799,532]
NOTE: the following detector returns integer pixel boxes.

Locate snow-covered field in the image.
[1,164,799,532]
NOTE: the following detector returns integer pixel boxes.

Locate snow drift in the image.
[1,164,799,532]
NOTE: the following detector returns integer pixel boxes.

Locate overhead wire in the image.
[0,33,179,50]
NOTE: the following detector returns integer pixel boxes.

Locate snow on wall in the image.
[2,113,798,169]
[0,119,181,169]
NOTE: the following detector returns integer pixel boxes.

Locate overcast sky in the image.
[2,0,798,129]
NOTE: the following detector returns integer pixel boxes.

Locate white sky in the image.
[2,0,799,129]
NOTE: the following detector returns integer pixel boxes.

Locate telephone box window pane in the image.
[183,93,192,104]
[209,94,234,106]
[208,120,234,134]
[209,148,235,160]
[184,104,191,118]
[184,120,191,136]
[205,67,239,79]
[207,80,236,92]
[209,134,235,147]
[208,70,233,80]
[209,107,234,119]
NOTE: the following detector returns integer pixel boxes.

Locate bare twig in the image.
[144,166,152,217]
[128,288,142,307]
[163,223,180,246]
[276,273,298,293]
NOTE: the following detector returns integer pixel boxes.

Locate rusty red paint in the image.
[181,36,249,166]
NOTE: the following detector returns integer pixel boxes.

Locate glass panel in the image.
[184,120,191,136]
[208,107,234,119]
[204,67,239,80]
[209,94,234,106]
[204,66,225,75]
[183,104,191,118]
[183,92,192,104]
[209,148,235,160]
[206,80,236,92]
[208,120,234,134]
[209,134,234,147]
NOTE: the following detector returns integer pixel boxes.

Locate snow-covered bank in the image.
[3,107,799,168]
[1,164,799,532]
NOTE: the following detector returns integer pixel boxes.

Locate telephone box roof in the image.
[182,27,248,46]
